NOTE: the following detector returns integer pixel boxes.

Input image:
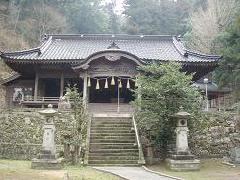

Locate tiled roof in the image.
[0,34,221,64]
[193,82,231,93]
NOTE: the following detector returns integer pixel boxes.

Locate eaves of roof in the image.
[0,72,21,85]
[0,34,222,64]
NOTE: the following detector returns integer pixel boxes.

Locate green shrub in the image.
[134,63,202,151]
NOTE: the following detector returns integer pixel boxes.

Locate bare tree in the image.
[187,0,239,53]
[33,2,67,41]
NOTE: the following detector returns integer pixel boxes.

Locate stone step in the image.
[89,152,139,156]
[92,121,132,125]
[91,126,133,131]
[88,103,133,114]
[90,143,136,149]
[89,108,133,113]
[91,130,132,133]
[88,155,138,160]
[91,124,132,128]
[92,117,131,121]
[89,164,139,167]
[89,149,138,153]
[90,135,135,139]
[90,139,135,143]
[89,105,133,114]
[91,123,132,127]
[88,160,138,165]
[92,118,131,121]
[91,133,135,137]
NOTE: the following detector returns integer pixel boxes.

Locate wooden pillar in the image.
[34,72,39,101]
[137,75,141,111]
[60,72,64,97]
[83,74,88,108]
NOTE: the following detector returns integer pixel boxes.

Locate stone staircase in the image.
[88,115,140,166]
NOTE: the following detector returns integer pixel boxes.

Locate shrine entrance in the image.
[89,76,135,103]
[72,49,143,112]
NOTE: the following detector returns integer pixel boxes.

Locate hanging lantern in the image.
[87,77,91,87]
[119,79,122,88]
[96,79,100,90]
[111,76,115,85]
[104,78,108,89]
[127,79,130,89]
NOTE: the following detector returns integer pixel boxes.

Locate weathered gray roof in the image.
[0,72,21,85]
[0,34,221,64]
[193,82,231,93]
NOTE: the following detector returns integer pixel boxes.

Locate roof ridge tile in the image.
[47,34,173,41]
[39,36,52,54]
[172,36,188,57]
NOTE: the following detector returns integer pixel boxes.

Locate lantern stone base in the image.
[31,158,63,170]
[166,158,200,171]
[31,150,63,170]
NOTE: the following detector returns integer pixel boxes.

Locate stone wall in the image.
[0,108,76,160]
[189,112,240,158]
[141,111,240,163]
[0,108,239,160]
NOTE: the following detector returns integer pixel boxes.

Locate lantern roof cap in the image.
[175,107,191,117]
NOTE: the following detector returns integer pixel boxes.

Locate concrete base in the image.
[166,158,200,171]
[31,158,63,170]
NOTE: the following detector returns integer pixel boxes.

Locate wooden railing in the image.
[16,96,61,107]
[23,96,60,102]
[132,115,145,165]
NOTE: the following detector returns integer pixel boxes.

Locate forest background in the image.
[0,0,239,93]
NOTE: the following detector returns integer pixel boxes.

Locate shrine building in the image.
[0,34,221,110]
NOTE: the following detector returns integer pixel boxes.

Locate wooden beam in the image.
[83,74,88,108]
[34,72,39,101]
[60,72,64,97]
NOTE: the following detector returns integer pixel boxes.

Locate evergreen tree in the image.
[215,16,240,98]
[60,0,108,34]
[123,0,191,35]
[134,63,201,150]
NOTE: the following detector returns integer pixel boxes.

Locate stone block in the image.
[166,158,200,171]
[170,154,195,160]
[31,158,63,170]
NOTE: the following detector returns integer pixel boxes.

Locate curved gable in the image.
[72,49,144,70]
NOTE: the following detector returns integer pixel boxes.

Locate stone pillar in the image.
[83,74,88,108]
[42,121,56,155]
[60,72,64,97]
[34,72,39,101]
[146,142,154,165]
[175,119,189,154]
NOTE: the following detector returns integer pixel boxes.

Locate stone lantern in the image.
[166,107,200,171]
[31,104,63,169]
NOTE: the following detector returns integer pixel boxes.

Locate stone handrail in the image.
[84,115,92,165]
[132,115,145,165]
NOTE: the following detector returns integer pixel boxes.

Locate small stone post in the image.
[31,104,63,169]
[166,107,200,171]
